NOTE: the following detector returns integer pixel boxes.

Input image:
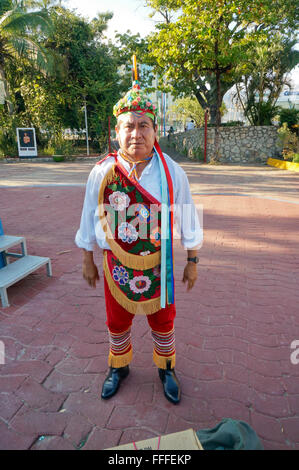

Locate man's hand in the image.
[82,249,100,288]
[182,262,198,291]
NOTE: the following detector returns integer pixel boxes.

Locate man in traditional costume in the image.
[75,74,203,404]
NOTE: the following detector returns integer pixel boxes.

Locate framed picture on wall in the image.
[16,128,37,157]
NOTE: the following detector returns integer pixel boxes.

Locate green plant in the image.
[51,132,73,156]
[245,101,281,126]
[292,153,299,163]
[193,146,205,161]
[53,155,64,162]
[42,145,55,156]
[279,107,299,131]
[277,123,299,160]
[0,128,18,157]
[0,114,19,157]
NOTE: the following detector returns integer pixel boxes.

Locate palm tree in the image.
[0,0,53,114]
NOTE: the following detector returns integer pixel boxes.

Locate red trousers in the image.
[104,276,176,369]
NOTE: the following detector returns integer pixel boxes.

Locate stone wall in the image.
[160,126,282,163]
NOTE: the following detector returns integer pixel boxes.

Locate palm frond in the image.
[1,8,51,34]
[7,35,55,73]
[0,0,12,17]
[0,8,14,27]
[0,37,14,64]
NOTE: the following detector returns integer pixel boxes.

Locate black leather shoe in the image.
[158,361,181,404]
[101,366,130,399]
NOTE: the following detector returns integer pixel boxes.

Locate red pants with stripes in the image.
[104,276,176,369]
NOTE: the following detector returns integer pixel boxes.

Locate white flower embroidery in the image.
[118,222,138,244]
[129,275,151,294]
[140,251,151,256]
[109,191,130,211]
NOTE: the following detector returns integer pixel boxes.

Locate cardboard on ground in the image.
[106,428,203,450]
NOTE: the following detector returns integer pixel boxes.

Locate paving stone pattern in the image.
[0,158,299,450]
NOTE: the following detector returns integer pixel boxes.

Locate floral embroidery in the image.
[112,266,129,285]
[108,254,161,302]
[129,275,151,294]
[118,222,138,244]
[103,165,162,261]
[150,226,161,247]
[140,250,151,256]
[136,204,150,222]
[109,191,130,211]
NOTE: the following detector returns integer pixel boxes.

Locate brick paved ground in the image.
[0,154,299,450]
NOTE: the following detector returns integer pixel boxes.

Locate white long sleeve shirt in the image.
[75,151,203,252]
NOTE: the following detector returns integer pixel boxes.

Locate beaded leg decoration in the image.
[108,328,133,368]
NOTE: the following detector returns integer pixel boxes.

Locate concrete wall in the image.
[160,126,282,163]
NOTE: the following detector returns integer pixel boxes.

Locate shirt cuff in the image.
[75,232,96,251]
[181,230,203,250]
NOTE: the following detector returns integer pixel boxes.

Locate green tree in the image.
[145,0,298,159]
[11,6,122,150]
[235,35,299,125]
[169,96,204,128]
[45,7,120,147]
[0,0,53,114]
[111,31,155,91]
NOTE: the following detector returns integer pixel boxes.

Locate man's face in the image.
[116,112,157,160]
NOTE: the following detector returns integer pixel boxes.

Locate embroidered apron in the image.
[99,159,163,315]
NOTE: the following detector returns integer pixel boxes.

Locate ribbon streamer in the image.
[154,141,175,307]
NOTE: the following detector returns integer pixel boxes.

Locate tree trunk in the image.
[212,69,222,162]
[0,65,14,115]
[194,75,230,125]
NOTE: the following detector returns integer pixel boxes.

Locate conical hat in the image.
[113,80,157,120]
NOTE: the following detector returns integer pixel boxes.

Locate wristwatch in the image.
[187,256,199,264]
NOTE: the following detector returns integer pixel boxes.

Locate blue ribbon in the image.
[166,189,174,304]
[155,149,174,308]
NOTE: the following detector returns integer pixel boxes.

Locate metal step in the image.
[0,255,52,308]
[0,235,27,254]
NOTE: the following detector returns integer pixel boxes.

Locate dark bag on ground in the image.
[196,418,264,450]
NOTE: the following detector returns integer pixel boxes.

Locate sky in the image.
[62,0,156,39]
[62,0,298,88]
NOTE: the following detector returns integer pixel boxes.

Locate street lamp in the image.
[84,97,89,156]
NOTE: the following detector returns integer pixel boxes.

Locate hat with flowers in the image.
[113,80,157,121]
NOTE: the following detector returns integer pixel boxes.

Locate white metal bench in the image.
[0,234,52,308]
